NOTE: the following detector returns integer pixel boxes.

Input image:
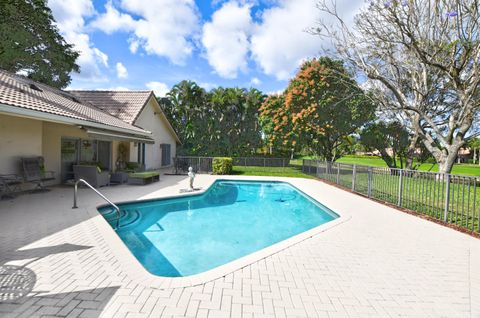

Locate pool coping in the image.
[86,176,352,289]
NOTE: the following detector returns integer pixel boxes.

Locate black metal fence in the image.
[173,156,290,174]
[174,156,214,174]
[303,159,480,233]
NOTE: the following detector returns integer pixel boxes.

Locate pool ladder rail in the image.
[72,178,121,230]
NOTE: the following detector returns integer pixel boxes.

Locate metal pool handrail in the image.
[72,179,120,230]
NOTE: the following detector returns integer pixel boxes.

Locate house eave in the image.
[0,103,152,138]
[139,92,182,144]
[83,127,155,144]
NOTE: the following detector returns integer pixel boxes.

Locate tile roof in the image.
[69,90,152,124]
[0,70,149,135]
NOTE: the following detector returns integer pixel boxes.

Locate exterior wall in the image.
[1,97,178,184]
[134,98,177,170]
[42,121,88,183]
[0,114,43,175]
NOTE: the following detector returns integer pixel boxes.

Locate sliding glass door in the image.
[61,138,111,183]
[97,141,111,170]
[61,138,80,182]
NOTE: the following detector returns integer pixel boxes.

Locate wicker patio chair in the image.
[21,157,55,191]
[73,165,110,188]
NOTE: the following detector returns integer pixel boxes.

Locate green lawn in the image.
[309,163,480,232]
[293,155,480,177]
[336,155,396,167]
[231,165,315,179]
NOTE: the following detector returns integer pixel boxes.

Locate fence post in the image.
[198,157,201,172]
[264,157,266,167]
[397,170,403,207]
[367,167,372,197]
[336,164,340,184]
[443,173,451,222]
[244,157,247,167]
[352,164,356,191]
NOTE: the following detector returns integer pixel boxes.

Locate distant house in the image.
[457,147,472,163]
[0,70,179,185]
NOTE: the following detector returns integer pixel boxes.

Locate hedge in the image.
[212,157,233,175]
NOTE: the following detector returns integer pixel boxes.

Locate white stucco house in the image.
[0,69,180,185]
[69,90,180,172]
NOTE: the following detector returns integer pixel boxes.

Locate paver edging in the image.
[315,176,480,240]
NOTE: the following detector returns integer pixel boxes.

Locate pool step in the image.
[99,207,118,217]
[118,209,141,228]
[102,208,141,229]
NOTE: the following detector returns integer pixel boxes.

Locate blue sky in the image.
[47,0,361,96]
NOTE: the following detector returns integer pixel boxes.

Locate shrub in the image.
[212,157,233,175]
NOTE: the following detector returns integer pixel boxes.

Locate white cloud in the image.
[89,1,136,34]
[202,1,253,78]
[94,48,108,67]
[96,87,131,91]
[91,0,199,65]
[250,0,363,80]
[199,82,218,91]
[250,0,320,80]
[128,39,140,54]
[201,0,362,81]
[48,0,109,81]
[250,77,261,85]
[266,89,284,95]
[116,62,128,79]
[146,81,170,97]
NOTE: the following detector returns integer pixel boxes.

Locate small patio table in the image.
[0,174,23,198]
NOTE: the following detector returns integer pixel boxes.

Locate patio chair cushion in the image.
[128,172,159,179]
[125,162,145,172]
[127,171,159,185]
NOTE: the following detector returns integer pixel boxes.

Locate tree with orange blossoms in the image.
[258,94,295,155]
[284,57,375,161]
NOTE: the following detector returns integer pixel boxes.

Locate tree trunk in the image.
[378,149,395,168]
[437,153,457,174]
[320,143,335,162]
[404,126,421,170]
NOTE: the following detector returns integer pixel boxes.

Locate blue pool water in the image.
[98,180,338,277]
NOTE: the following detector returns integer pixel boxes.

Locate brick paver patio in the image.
[0,174,479,318]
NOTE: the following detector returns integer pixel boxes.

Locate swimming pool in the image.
[98,180,338,277]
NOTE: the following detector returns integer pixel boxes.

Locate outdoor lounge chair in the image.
[73,165,110,188]
[0,174,23,198]
[21,157,55,191]
[127,171,160,185]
